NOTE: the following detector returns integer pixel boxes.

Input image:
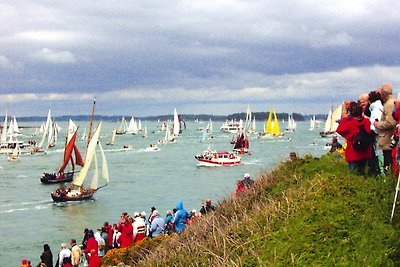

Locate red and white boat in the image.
[195,148,241,167]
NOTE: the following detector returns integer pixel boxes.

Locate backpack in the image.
[352,125,373,150]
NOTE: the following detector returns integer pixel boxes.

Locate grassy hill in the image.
[102,154,400,266]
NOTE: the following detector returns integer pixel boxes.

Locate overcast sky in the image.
[1,0,399,117]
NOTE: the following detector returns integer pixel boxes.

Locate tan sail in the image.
[72,121,102,187]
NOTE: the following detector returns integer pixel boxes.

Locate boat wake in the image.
[0,200,52,214]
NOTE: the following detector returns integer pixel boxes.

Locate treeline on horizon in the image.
[10,112,326,122]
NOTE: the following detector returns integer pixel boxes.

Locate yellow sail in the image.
[264,106,273,134]
[271,107,280,135]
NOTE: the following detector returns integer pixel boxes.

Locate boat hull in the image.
[51,189,95,202]
[196,158,241,167]
[195,151,241,167]
[41,172,74,184]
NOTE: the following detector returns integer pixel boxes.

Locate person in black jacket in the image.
[40,244,53,267]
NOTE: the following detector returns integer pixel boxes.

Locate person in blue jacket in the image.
[172,200,189,233]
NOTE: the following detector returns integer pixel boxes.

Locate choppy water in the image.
[0,120,327,265]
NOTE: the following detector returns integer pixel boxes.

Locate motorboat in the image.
[220,119,243,134]
[195,149,241,167]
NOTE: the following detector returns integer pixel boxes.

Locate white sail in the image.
[117,116,127,134]
[207,119,213,134]
[323,110,332,133]
[89,151,99,190]
[1,110,8,143]
[7,118,13,142]
[165,123,170,141]
[251,116,256,133]
[309,115,316,130]
[72,122,102,187]
[330,104,342,132]
[13,117,20,135]
[142,126,148,138]
[127,117,138,134]
[80,127,87,142]
[173,108,180,136]
[99,142,109,183]
[245,104,252,132]
[67,119,78,143]
[47,120,54,148]
[38,109,52,148]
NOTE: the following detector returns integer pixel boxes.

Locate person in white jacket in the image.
[368,90,384,176]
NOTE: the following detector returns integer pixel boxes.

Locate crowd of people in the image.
[27,173,255,267]
[334,82,400,176]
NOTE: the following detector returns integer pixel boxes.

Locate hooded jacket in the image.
[172,200,189,233]
[336,116,372,162]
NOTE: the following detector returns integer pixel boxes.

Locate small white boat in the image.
[121,145,133,151]
[195,149,241,167]
[144,144,159,151]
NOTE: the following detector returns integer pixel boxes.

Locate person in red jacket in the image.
[337,101,373,175]
[83,230,98,264]
[88,249,101,267]
[118,215,133,248]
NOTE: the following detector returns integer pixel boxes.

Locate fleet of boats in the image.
[0,103,333,201]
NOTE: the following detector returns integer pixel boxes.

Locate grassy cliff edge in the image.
[103,154,400,266]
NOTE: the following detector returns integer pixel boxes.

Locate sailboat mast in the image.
[85,98,96,160]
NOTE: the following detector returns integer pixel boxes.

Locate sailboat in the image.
[309,115,317,131]
[115,116,127,135]
[249,116,257,134]
[320,104,343,137]
[141,126,148,138]
[173,108,180,136]
[51,99,109,202]
[126,117,139,134]
[260,106,284,139]
[41,120,84,184]
[31,109,52,154]
[51,122,109,202]
[7,145,21,161]
[244,104,252,133]
[106,129,117,145]
[232,132,251,154]
[285,114,296,132]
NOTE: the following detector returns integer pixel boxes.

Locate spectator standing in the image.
[150,210,165,237]
[39,244,53,267]
[337,101,373,175]
[70,239,81,267]
[374,82,397,172]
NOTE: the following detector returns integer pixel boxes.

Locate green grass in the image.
[103,154,400,266]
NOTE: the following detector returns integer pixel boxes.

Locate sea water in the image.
[0,120,328,265]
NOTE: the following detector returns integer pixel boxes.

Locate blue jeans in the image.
[348,160,367,175]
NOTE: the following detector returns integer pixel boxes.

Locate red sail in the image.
[58,131,78,173]
[74,144,84,167]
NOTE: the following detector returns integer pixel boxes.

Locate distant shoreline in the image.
[1,112,326,123]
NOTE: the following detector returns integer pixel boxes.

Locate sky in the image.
[1,0,400,117]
